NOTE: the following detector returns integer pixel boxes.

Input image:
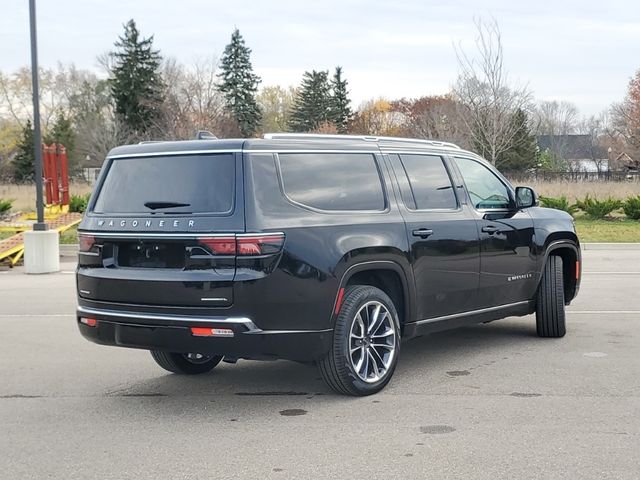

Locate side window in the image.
[455,157,511,210]
[278,153,385,211]
[398,154,457,210]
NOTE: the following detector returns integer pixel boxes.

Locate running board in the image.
[403,301,535,338]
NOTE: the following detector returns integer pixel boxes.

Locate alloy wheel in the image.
[349,301,397,383]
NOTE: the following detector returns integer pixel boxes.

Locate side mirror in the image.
[515,186,538,209]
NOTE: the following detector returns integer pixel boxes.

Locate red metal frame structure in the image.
[42,143,69,206]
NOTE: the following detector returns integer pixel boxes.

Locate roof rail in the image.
[263,133,460,149]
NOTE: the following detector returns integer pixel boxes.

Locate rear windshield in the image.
[93,154,235,214]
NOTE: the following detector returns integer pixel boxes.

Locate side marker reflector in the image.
[576,260,581,280]
[80,317,97,327]
[190,327,234,338]
[334,287,345,315]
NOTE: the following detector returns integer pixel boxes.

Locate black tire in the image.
[318,285,401,396]
[536,255,566,338]
[150,350,223,374]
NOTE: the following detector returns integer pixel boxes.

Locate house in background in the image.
[536,134,609,173]
[81,155,103,184]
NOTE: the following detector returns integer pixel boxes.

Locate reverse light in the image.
[80,317,97,327]
[190,327,234,338]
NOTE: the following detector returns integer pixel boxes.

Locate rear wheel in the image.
[150,350,223,374]
[536,255,566,338]
[318,285,401,396]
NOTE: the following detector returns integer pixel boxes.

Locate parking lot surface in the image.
[1,249,639,479]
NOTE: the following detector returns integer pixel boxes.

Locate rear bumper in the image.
[76,306,333,362]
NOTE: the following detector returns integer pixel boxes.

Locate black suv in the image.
[76,134,581,395]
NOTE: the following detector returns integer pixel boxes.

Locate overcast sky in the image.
[3,0,640,115]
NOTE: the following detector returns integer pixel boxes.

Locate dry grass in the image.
[0,183,93,212]
[517,181,640,202]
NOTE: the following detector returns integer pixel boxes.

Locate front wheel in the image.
[318,285,401,396]
[150,350,223,374]
[536,255,566,338]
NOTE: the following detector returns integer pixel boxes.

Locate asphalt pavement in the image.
[0,249,639,479]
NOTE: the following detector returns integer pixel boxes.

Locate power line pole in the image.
[29,0,46,231]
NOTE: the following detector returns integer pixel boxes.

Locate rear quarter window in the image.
[277,152,386,211]
[93,153,235,214]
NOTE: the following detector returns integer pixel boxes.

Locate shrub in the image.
[69,193,91,213]
[623,195,640,220]
[0,198,12,215]
[575,195,622,219]
[539,195,578,216]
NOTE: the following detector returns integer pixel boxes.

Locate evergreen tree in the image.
[330,66,352,134]
[496,109,538,172]
[289,70,332,132]
[217,29,262,137]
[109,19,164,136]
[12,120,35,183]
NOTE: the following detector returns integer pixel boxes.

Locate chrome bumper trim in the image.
[76,305,260,332]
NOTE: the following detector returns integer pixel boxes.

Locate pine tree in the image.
[289,70,332,132]
[12,120,35,183]
[496,109,538,172]
[330,66,352,134]
[217,29,262,137]
[109,19,164,136]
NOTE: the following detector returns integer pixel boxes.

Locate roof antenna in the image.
[195,130,218,140]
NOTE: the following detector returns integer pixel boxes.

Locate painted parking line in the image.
[582,272,640,275]
[0,314,74,318]
[568,310,640,314]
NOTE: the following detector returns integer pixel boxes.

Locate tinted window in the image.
[455,157,511,209]
[399,154,457,209]
[93,154,235,214]
[278,153,385,211]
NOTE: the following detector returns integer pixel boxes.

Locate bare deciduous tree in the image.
[533,100,578,161]
[257,85,296,134]
[349,98,405,136]
[160,57,232,140]
[453,18,532,164]
[610,69,640,163]
[578,114,610,173]
[396,95,471,148]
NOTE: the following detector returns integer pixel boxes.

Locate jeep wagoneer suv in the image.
[76,134,581,395]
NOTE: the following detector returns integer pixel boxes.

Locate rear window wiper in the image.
[144,201,191,210]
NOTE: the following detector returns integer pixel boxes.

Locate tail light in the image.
[198,237,236,255]
[78,234,96,253]
[197,233,284,256]
[237,233,285,256]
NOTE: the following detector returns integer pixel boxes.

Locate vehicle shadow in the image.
[103,316,542,413]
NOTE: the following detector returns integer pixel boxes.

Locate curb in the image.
[60,244,79,258]
[582,243,640,250]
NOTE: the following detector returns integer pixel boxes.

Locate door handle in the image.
[481,225,500,235]
[412,228,434,238]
